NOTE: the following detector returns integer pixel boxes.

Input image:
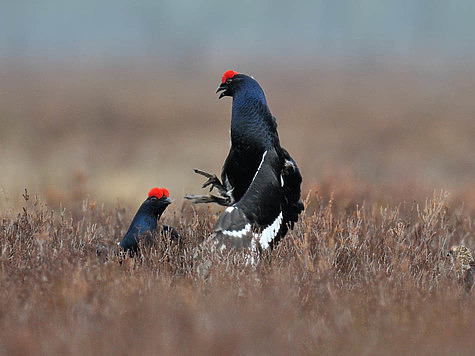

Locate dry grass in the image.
[0,187,473,355]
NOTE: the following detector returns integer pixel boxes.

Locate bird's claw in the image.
[202,176,221,191]
[185,194,231,206]
[193,168,226,194]
[193,168,215,179]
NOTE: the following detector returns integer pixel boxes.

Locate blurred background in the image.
[1,0,474,209]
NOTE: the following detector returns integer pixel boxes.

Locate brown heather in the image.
[0,187,473,355]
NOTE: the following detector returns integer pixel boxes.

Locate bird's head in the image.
[448,245,456,257]
[216,70,240,99]
[447,245,464,258]
[447,245,462,264]
[447,245,474,269]
[216,70,266,102]
[141,187,172,216]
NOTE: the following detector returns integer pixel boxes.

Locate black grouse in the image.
[119,187,179,253]
[187,70,304,251]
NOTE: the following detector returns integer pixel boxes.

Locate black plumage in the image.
[187,70,304,251]
[119,187,179,253]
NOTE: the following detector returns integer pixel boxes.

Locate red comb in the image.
[148,187,163,199]
[148,187,170,199]
[222,70,238,83]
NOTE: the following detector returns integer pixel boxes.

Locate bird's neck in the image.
[231,88,269,123]
[132,205,163,227]
[132,213,157,229]
[233,84,267,107]
[230,91,272,149]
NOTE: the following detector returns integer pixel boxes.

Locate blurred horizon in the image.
[0,1,474,210]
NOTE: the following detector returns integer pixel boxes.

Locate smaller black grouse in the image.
[118,187,179,253]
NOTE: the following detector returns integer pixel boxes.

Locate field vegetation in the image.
[0,62,474,355]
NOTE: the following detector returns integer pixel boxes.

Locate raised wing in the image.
[220,144,263,204]
[214,148,284,250]
[280,147,304,232]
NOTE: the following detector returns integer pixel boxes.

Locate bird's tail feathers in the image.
[214,206,253,250]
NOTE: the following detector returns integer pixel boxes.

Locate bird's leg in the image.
[185,194,231,206]
[186,169,234,206]
[193,169,228,196]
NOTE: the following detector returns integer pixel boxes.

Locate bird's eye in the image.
[226,78,232,84]
[150,197,158,202]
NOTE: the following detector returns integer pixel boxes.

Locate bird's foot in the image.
[193,169,228,196]
[185,194,231,206]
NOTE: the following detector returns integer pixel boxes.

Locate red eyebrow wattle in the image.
[148,187,163,199]
[221,70,238,83]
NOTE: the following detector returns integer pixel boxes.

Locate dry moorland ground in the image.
[0,61,474,355]
[0,187,473,355]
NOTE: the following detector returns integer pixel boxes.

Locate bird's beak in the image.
[164,197,172,205]
[216,83,228,99]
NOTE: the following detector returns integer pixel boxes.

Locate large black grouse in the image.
[119,187,179,253]
[187,70,304,251]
